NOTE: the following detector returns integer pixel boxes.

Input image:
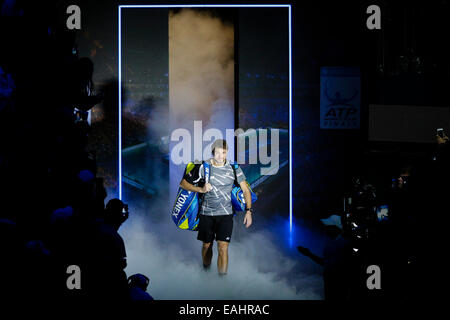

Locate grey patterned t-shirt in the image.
[199,159,246,216]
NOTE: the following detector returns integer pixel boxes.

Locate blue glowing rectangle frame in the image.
[118,4,293,233]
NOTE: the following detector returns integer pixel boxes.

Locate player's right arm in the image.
[180,179,212,193]
[179,162,212,193]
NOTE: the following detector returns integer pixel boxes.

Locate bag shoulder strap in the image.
[203,160,211,183]
[197,160,208,218]
[230,161,239,186]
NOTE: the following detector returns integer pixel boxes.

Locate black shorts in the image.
[197,214,234,243]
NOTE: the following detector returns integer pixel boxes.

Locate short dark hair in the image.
[211,139,228,155]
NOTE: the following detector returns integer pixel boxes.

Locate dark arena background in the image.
[1,0,449,312]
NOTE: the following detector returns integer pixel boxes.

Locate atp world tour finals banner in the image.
[320,67,360,129]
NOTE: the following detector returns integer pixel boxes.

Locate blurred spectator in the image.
[297,216,353,300]
[103,198,129,231]
[128,273,154,301]
[388,165,416,227]
[417,130,450,294]
[322,224,354,300]
[383,165,418,297]
[87,198,129,301]
[0,12,134,302]
[69,57,103,126]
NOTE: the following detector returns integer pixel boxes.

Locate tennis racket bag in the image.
[171,162,210,231]
[230,163,258,213]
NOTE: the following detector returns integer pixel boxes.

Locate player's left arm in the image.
[239,180,253,228]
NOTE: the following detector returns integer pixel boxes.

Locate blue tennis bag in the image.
[171,162,210,231]
[230,163,258,212]
[171,188,201,230]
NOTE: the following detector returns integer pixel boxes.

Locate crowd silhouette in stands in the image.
[0,2,153,302]
[298,132,450,300]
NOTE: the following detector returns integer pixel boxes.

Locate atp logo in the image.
[322,81,359,128]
